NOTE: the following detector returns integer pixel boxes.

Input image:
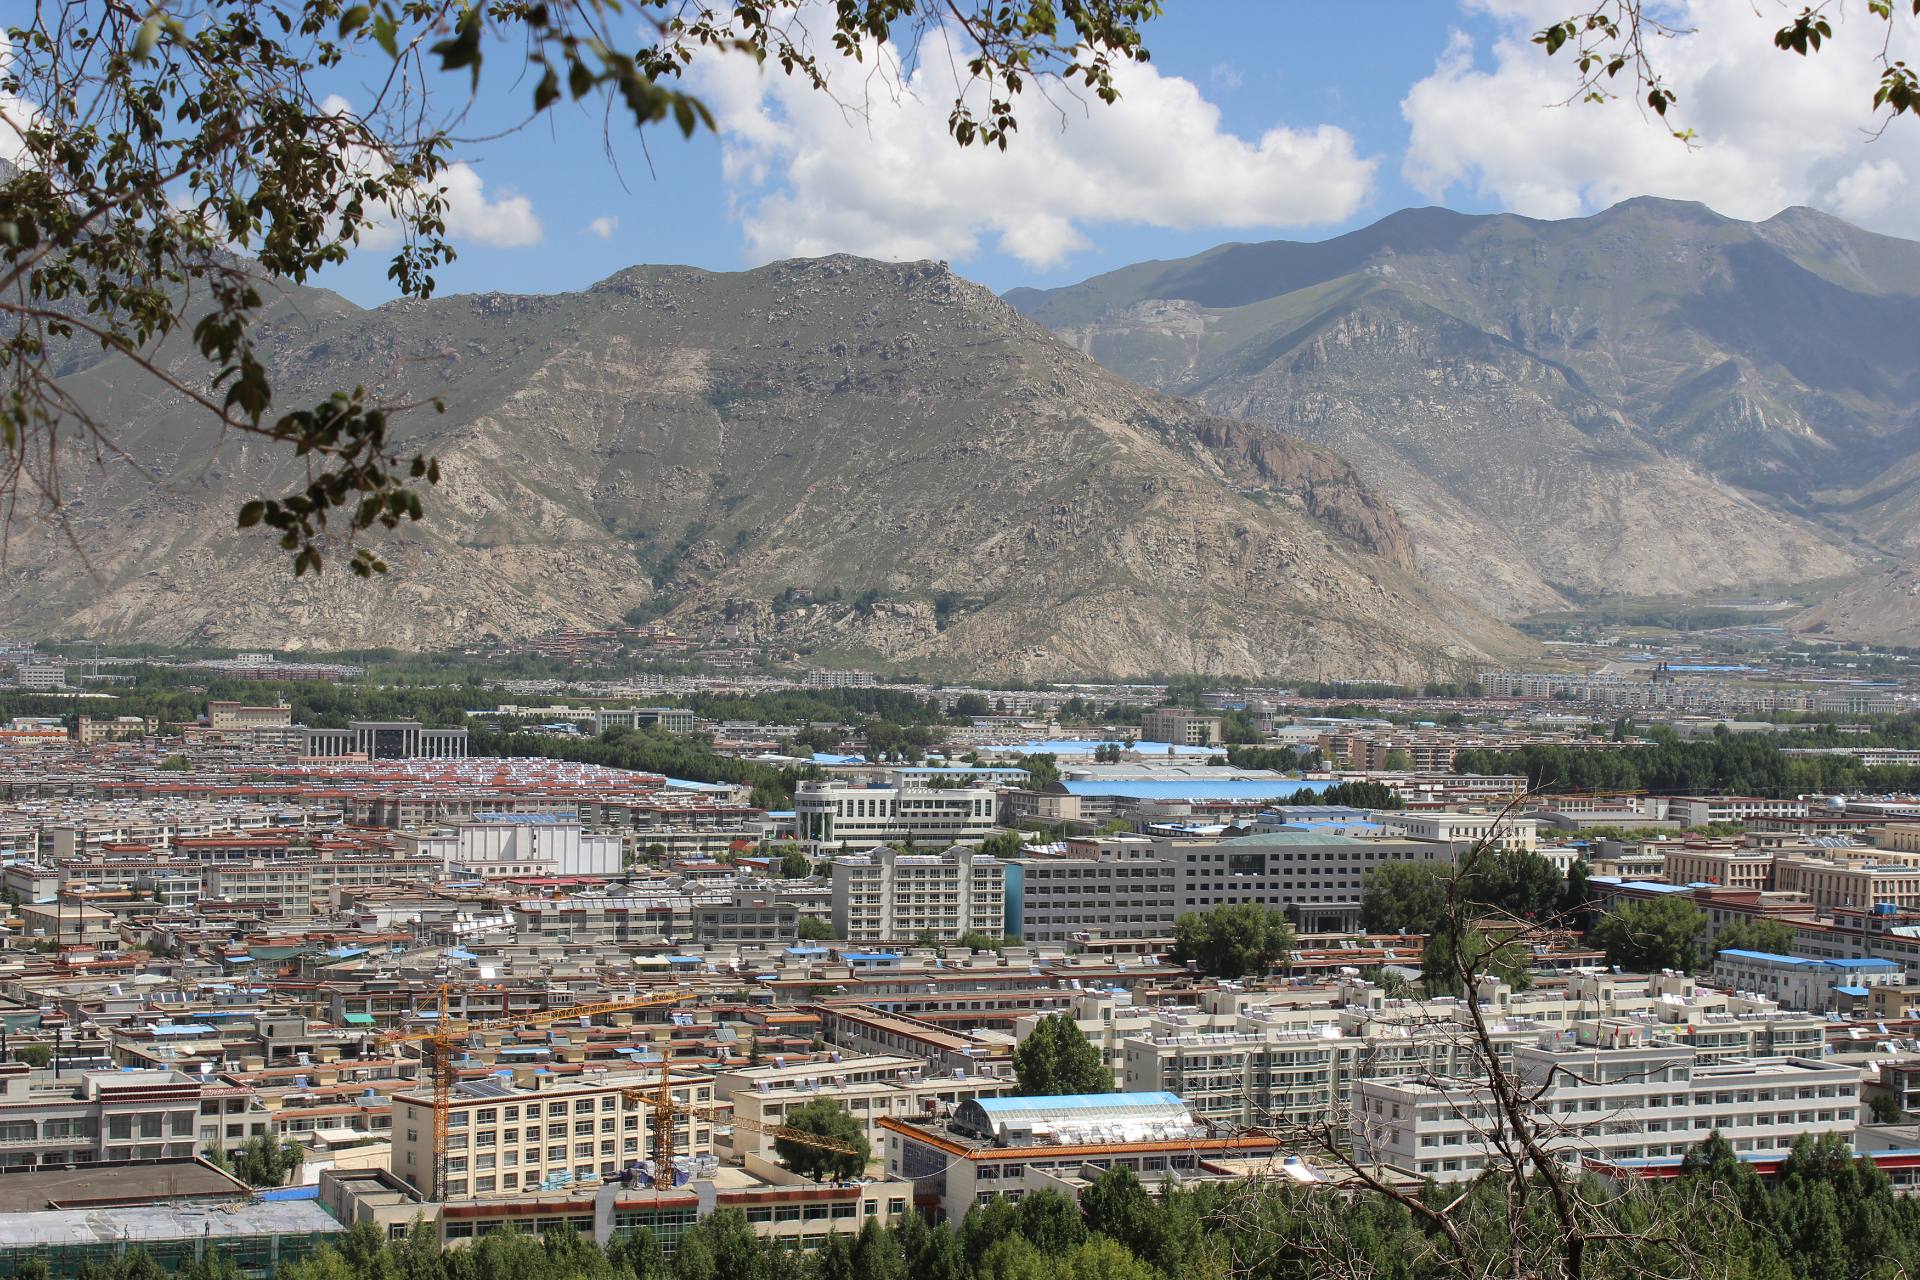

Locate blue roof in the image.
[982,740,1217,757]
[149,1023,216,1036]
[473,812,564,824]
[1837,987,1872,996]
[257,1185,320,1201]
[1716,949,1900,971]
[785,946,829,956]
[811,753,867,765]
[663,778,736,792]
[975,1091,1182,1114]
[843,951,901,962]
[1059,779,1333,801]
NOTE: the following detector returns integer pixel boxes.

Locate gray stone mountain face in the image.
[0,255,1527,679]
[1007,198,1920,635]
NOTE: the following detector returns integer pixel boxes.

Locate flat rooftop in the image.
[0,1159,248,1214]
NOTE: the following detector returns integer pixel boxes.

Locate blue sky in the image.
[313,0,1920,306]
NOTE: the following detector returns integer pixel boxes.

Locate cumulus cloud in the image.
[315,94,542,250]
[0,34,41,166]
[588,215,620,239]
[692,19,1375,269]
[1402,0,1920,234]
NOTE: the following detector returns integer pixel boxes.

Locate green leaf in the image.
[236,500,266,528]
[130,14,161,60]
[338,5,370,36]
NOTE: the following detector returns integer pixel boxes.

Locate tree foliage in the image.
[1590,894,1709,974]
[1707,917,1797,964]
[1011,1014,1112,1097]
[1169,902,1297,979]
[772,1098,868,1182]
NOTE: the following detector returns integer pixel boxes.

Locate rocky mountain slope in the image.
[1007,199,1920,636]
[0,257,1527,679]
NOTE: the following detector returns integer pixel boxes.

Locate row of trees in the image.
[80,1125,1920,1280]
[470,726,821,808]
[1452,739,1920,798]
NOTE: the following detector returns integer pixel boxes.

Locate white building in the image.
[830,844,1006,943]
[794,773,999,848]
[1378,811,1540,853]
[1350,1021,1859,1182]
[1709,949,1905,1012]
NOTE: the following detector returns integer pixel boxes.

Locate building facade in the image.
[830,846,1007,943]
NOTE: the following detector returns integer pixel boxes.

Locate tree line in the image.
[53,1127,1920,1280]
[1452,738,1920,798]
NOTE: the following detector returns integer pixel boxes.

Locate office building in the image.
[1138,710,1223,746]
[1157,829,1450,934]
[1001,836,1177,943]
[303,721,469,759]
[793,774,999,848]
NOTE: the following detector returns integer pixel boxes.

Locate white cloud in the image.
[692,18,1376,269]
[0,33,42,166]
[315,95,541,250]
[1402,0,1920,234]
[588,215,620,239]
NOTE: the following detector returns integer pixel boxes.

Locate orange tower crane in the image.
[381,986,698,1200]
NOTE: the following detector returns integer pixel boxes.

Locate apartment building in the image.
[1002,836,1176,944]
[1156,829,1450,934]
[202,861,315,918]
[830,845,1007,943]
[1138,709,1222,746]
[690,890,800,945]
[391,1070,717,1199]
[793,775,999,848]
[1350,1022,1859,1182]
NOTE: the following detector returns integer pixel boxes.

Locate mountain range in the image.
[1008,197,1920,639]
[9,196,1918,675]
[0,257,1522,678]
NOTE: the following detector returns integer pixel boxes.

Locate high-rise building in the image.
[830,845,1006,943]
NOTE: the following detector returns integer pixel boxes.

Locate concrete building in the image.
[14,662,67,691]
[391,1070,718,1200]
[1662,845,1773,892]
[1709,949,1905,1012]
[690,889,800,945]
[1378,811,1539,853]
[713,1054,1015,1164]
[1773,853,1920,913]
[1670,797,1810,827]
[830,845,1006,943]
[1138,710,1223,747]
[303,721,469,759]
[1350,1022,1859,1182]
[420,814,624,879]
[0,1064,269,1169]
[1001,836,1176,944]
[793,774,999,848]
[1156,829,1450,934]
[74,716,158,745]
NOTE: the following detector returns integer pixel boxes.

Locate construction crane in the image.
[618,1041,861,1189]
[381,986,698,1200]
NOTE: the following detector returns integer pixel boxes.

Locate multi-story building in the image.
[206,701,293,732]
[1670,796,1810,828]
[1156,829,1450,934]
[713,1054,1015,1163]
[1709,949,1905,1012]
[1001,836,1176,944]
[390,1070,718,1200]
[830,845,1006,943]
[303,721,469,759]
[1773,853,1920,913]
[690,889,800,945]
[793,774,999,848]
[1138,709,1223,747]
[1662,844,1773,891]
[74,716,158,744]
[1350,1022,1859,1182]
[0,1064,269,1169]
[1378,812,1539,853]
[14,661,67,691]
[879,1092,1282,1223]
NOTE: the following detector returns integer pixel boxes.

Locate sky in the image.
[298,0,1920,305]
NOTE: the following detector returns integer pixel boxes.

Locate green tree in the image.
[1867,1092,1906,1124]
[220,1131,302,1186]
[978,831,1027,859]
[772,1099,868,1181]
[956,930,1007,952]
[1468,849,1568,921]
[775,845,812,879]
[796,915,836,942]
[1360,861,1450,935]
[13,1043,50,1068]
[1707,917,1797,962]
[1170,902,1297,979]
[1421,924,1533,997]
[1380,747,1413,771]
[1591,895,1710,974]
[1011,1014,1112,1096]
